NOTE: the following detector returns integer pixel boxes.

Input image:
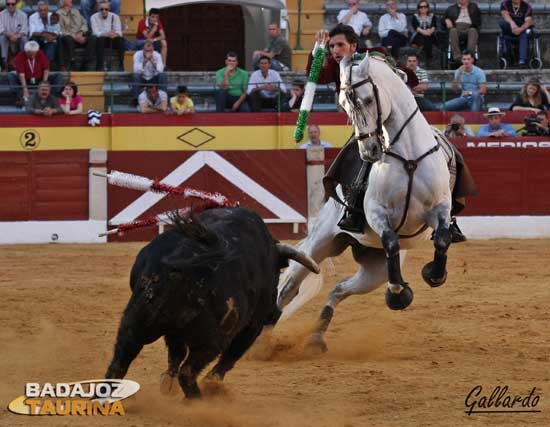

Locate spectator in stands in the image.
[444,0,481,64]
[477,107,517,137]
[170,85,195,115]
[532,111,550,136]
[25,81,62,116]
[59,81,83,114]
[135,8,167,67]
[405,53,435,111]
[91,0,125,71]
[378,0,408,59]
[337,0,372,49]
[253,23,291,71]
[299,124,333,148]
[284,80,304,112]
[510,78,550,113]
[443,50,486,112]
[444,113,475,137]
[29,1,60,65]
[132,40,165,100]
[80,0,120,26]
[215,51,250,112]
[58,0,97,71]
[248,56,286,112]
[138,84,168,113]
[0,0,28,70]
[8,40,63,103]
[500,0,533,68]
[410,0,439,60]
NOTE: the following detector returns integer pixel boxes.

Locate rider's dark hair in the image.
[329,23,359,46]
[149,8,160,15]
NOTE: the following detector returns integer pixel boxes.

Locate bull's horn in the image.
[276,244,320,274]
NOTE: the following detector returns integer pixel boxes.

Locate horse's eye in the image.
[365,97,374,105]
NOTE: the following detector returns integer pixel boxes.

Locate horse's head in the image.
[339,54,392,162]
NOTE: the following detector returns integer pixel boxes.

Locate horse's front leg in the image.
[367,206,414,311]
[422,203,452,287]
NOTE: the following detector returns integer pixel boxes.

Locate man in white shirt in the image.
[0,0,28,69]
[299,124,333,149]
[132,40,165,100]
[247,56,287,112]
[337,0,372,48]
[91,0,124,71]
[377,0,408,58]
[28,1,58,63]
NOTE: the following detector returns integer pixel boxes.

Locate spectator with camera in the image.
[510,78,550,113]
[476,107,517,137]
[444,113,475,137]
[521,111,550,136]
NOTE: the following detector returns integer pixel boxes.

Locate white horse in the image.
[278,53,455,351]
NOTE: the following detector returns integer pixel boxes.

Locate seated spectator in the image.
[138,84,168,113]
[247,56,287,112]
[132,40,165,100]
[80,0,120,25]
[29,1,60,64]
[405,53,435,111]
[91,0,124,71]
[532,111,550,136]
[337,0,372,49]
[444,0,481,64]
[410,0,439,60]
[8,41,63,103]
[477,107,517,137]
[510,78,550,113]
[299,124,333,148]
[170,85,195,115]
[443,50,486,112]
[59,81,83,114]
[135,8,167,66]
[500,0,533,68]
[284,80,304,112]
[378,0,408,59]
[215,51,250,112]
[253,23,291,71]
[0,0,28,70]
[444,113,475,137]
[58,0,97,71]
[25,81,62,116]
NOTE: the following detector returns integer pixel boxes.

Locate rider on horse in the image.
[305,24,477,241]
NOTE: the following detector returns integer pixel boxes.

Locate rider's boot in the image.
[338,191,366,233]
[450,216,467,243]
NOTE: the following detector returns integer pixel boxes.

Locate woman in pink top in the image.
[59,82,84,115]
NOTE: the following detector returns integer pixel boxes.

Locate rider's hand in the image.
[315,29,330,45]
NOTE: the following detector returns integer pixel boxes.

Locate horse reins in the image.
[345,60,440,237]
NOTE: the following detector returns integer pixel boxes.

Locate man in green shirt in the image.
[215,51,250,112]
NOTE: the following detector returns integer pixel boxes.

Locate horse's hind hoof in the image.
[422,261,447,288]
[385,283,414,310]
[159,371,176,395]
[306,333,328,354]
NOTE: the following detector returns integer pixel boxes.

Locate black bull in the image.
[105,207,319,398]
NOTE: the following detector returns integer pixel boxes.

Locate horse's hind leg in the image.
[309,246,390,352]
[422,204,452,287]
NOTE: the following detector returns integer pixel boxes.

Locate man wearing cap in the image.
[477,107,517,137]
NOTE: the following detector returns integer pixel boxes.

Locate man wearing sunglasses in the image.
[91,0,124,71]
[0,0,28,70]
[58,0,97,71]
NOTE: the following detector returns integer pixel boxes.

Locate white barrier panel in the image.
[0,221,107,244]
[460,216,550,240]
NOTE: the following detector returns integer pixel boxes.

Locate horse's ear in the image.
[358,51,370,76]
[396,68,408,84]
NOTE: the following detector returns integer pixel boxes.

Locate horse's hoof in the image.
[306,333,328,354]
[421,261,447,288]
[159,371,175,395]
[385,283,414,310]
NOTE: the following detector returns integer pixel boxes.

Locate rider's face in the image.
[329,34,357,63]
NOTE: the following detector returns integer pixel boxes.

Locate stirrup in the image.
[338,211,366,233]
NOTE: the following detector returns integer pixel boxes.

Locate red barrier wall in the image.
[0,150,89,221]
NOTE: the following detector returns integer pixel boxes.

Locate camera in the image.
[451,123,460,131]
[521,116,541,136]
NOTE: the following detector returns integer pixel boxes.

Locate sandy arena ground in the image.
[0,239,549,427]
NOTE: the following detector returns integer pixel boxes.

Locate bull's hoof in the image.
[159,371,176,395]
[421,261,447,288]
[306,333,328,354]
[201,374,227,397]
[385,283,414,310]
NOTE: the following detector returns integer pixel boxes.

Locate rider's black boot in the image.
[338,204,366,233]
[450,217,467,243]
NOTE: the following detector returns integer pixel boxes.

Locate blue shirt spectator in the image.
[476,108,517,137]
[443,50,487,112]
